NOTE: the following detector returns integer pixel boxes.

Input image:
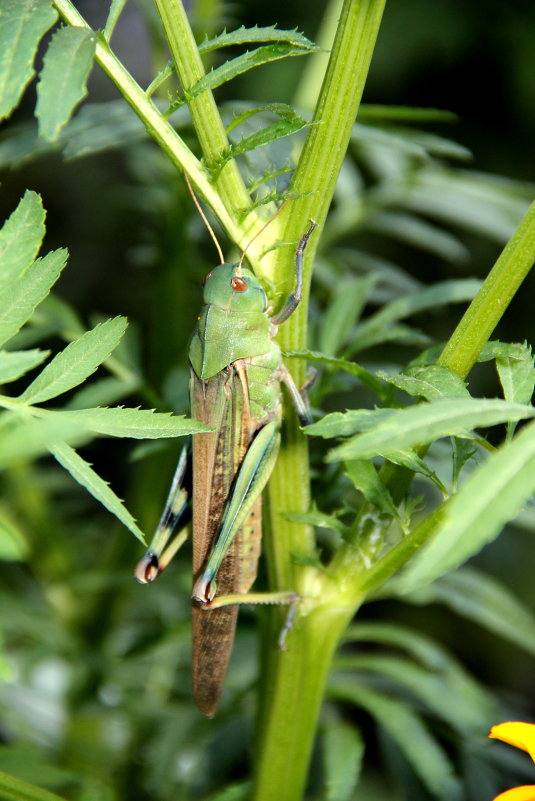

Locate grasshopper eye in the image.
[231,276,248,292]
[204,270,213,284]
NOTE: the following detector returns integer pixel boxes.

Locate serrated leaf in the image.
[349,279,482,355]
[305,408,396,439]
[329,683,461,800]
[36,25,96,142]
[0,191,45,292]
[198,25,316,54]
[378,365,470,401]
[210,104,310,180]
[284,350,386,398]
[66,376,137,410]
[0,0,57,121]
[381,448,447,494]
[400,568,535,658]
[325,399,535,462]
[60,406,210,439]
[322,722,364,801]
[496,343,535,405]
[396,418,535,591]
[286,509,348,537]
[345,460,399,519]
[0,248,68,348]
[0,348,49,383]
[50,442,145,543]
[174,43,316,110]
[19,317,127,404]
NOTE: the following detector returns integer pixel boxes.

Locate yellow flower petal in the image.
[492,786,535,801]
[490,723,535,762]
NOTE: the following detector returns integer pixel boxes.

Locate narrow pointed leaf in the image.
[50,442,145,542]
[0,248,68,347]
[174,43,316,109]
[325,399,535,462]
[305,408,395,439]
[319,276,376,357]
[401,568,535,658]
[0,768,69,801]
[0,191,45,292]
[19,317,127,404]
[350,279,482,354]
[198,25,316,54]
[345,460,399,519]
[398,419,535,591]
[0,0,57,121]
[36,25,97,141]
[322,722,364,801]
[329,683,461,800]
[0,513,29,560]
[60,406,210,438]
[0,349,49,383]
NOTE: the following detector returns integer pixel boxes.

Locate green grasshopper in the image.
[135,215,317,716]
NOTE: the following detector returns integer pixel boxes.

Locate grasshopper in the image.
[135,214,317,716]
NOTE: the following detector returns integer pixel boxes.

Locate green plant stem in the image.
[439,200,535,379]
[52,0,246,246]
[151,0,253,221]
[256,3,387,800]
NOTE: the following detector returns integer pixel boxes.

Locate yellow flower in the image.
[489,722,535,801]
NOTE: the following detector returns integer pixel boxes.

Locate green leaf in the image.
[50,442,145,543]
[319,276,377,357]
[0,768,69,801]
[400,568,535,658]
[19,317,128,404]
[335,654,492,733]
[349,279,482,354]
[396,419,535,591]
[368,211,469,263]
[0,512,29,560]
[60,406,210,439]
[378,365,470,401]
[381,448,447,495]
[198,25,317,54]
[36,25,96,142]
[0,416,82,467]
[0,248,68,348]
[174,42,316,108]
[284,351,386,398]
[305,408,396,439]
[0,0,57,121]
[209,104,310,180]
[324,399,535,462]
[0,349,49,383]
[496,342,535,406]
[322,722,364,801]
[0,191,46,292]
[356,104,458,124]
[329,683,461,800]
[345,460,400,519]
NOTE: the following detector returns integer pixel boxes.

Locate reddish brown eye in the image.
[204,270,213,284]
[231,276,248,292]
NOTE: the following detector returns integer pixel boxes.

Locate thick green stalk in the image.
[256,3,387,800]
[439,200,535,378]
[151,0,252,221]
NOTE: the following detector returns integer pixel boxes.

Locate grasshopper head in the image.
[203,263,267,313]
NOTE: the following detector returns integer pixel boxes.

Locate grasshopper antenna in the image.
[236,195,294,276]
[183,172,225,265]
